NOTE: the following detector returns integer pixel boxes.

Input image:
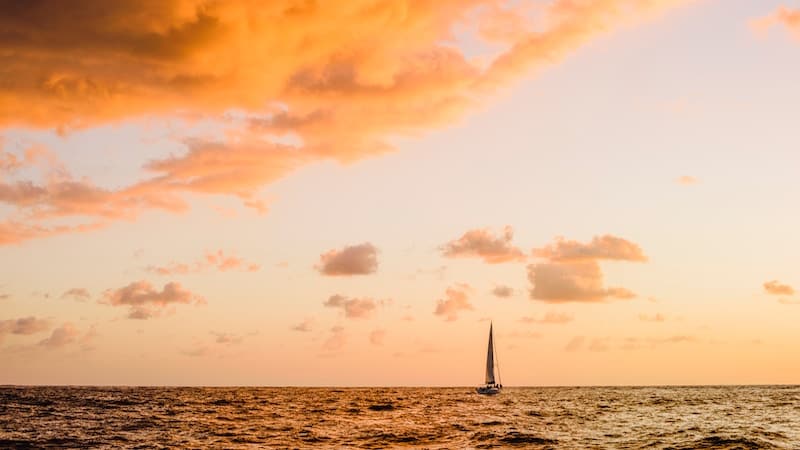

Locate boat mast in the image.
[493,323,501,386]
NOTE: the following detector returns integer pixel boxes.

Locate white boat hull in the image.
[476,385,501,395]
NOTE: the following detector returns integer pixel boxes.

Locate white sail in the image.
[485,323,495,385]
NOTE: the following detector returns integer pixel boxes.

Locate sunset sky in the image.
[1,0,799,386]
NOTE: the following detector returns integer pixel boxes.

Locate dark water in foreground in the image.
[1,386,798,449]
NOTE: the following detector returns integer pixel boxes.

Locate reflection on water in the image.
[1,386,798,448]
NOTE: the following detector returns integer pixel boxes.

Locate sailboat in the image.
[476,322,502,395]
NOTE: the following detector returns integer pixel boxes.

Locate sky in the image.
[1,0,799,386]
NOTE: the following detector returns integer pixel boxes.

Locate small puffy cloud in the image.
[675,175,698,185]
[38,323,79,349]
[0,316,50,340]
[61,288,91,302]
[369,329,386,346]
[316,243,378,276]
[147,250,260,275]
[565,336,585,352]
[434,285,474,321]
[205,250,261,272]
[751,6,800,39]
[491,285,515,298]
[102,280,205,319]
[440,226,525,264]
[527,261,636,303]
[181,346,211,357]
[211,332,243,345]
[764,280,795,296]
[323,326,346,351]
[291,318,314,332]
[638,313,666,323]
[533,235,647,263]
[520,312,573,324]
[324,295,378,319]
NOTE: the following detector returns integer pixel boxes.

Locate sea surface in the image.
[1,385,798,449]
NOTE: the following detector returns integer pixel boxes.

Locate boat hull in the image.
[476,386,501,395]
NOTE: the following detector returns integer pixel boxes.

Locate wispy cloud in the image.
[764,280,795,296]
[520,312,573,324]
[751,6,800,39]
[675,175,698,185]
[146,250,260,275]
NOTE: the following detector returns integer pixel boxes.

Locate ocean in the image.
[1,385,797,448]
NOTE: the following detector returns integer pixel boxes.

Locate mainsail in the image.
[485,323,495,384]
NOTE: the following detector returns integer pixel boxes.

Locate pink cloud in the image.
[0,316,51,340]
[491,285,515,298]
[441,226,525,264]
[434,284,474,321]
[38,323,79,349]
[316,243,378,276]
[102,280,205,319]
[528,261,636,303]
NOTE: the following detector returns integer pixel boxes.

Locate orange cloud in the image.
[441,226,525,264]
[102,280,205,319]
[316,243,378,276]
[764,280,795,296]
[533,234,648,262]
[0,0,694,245]
[751,6,800,39]
[676,175,698,185]
[147,249,260,275]
[434,284,474,321]
[61,288,91,302]
[323,295,378,319]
